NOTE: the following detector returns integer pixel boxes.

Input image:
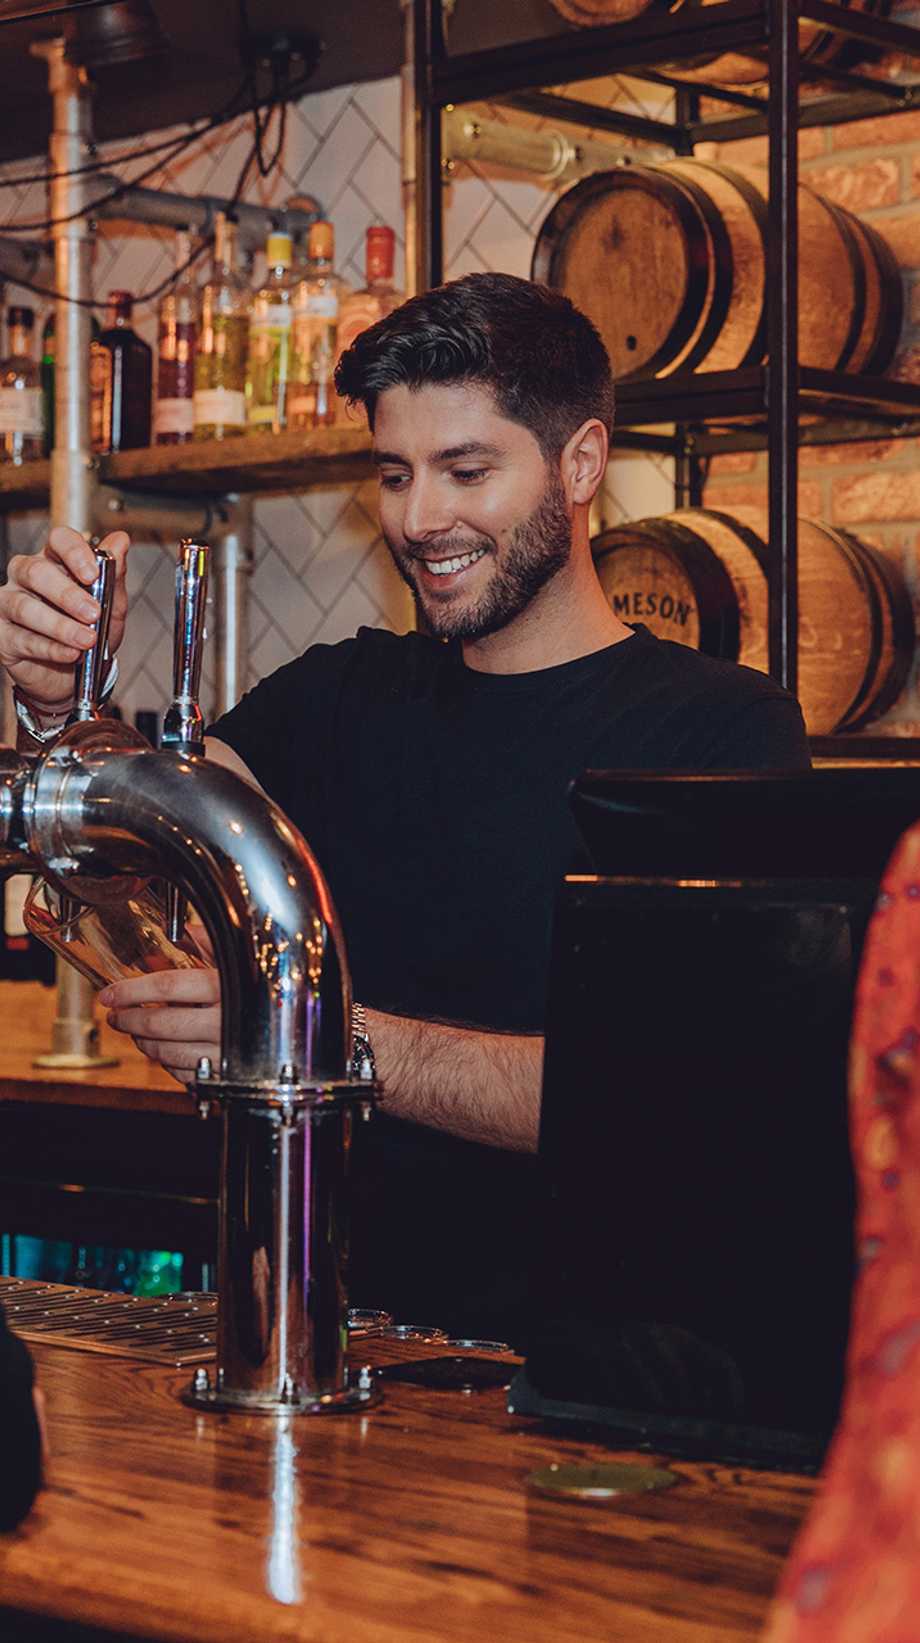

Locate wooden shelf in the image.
[0,426,374,511]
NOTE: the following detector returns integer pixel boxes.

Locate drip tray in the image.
[0,1276,217,1366]
[0,1278,394,1367]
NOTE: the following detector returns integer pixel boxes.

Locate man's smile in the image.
[416,545,489,581]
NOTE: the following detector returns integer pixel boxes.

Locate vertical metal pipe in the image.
[400,0,419,300]
[414,0,444,291]
[766,0,799,697]
[32,39,115,1069]
[211,497,253,718]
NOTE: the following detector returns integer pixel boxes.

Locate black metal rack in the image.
[413,0,920,757]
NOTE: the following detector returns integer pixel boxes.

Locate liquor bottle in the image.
[290,221,347,431]
[337,225,402,358]
[90,290,153,455]
[154,230,198,445]
[40,310,102,456]
[0,306,43,465]
[194,211,250,441]
[247,229,295,434]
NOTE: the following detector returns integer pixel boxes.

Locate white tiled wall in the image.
[0,68,669,725]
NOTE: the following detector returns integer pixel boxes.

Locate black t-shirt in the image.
[211,624,810,1340]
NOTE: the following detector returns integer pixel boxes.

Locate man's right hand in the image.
[0,526,131,712]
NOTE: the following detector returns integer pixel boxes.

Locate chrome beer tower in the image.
[5,543,378,1416]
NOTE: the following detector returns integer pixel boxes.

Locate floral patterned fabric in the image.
[765,822,920,1641]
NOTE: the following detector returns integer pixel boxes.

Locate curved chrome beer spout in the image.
[24,719,350,1084]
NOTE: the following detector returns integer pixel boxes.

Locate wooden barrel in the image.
[546,0,890,86]
[675,0,891,88]
[592,507,914,734]
[532,160,902,382]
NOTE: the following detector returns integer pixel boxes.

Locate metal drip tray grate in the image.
[0,1278,395,1366]
[0,1277,218,1366]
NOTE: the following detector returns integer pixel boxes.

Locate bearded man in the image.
[0,273,809,1340]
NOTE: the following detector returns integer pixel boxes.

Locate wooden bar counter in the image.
[0,983,813,1639]
[0,1330,813,1643]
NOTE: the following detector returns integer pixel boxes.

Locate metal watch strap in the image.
[350,1001,376,1082]
[14,657,119,744]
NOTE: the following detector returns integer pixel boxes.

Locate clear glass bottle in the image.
[290,221,347,431]
[337,225,402,356]
[0,306,44,465]
[41,310,102,456]
[194,211,250,441]
[335,226,403,424]
[90,291,153,455]
[247,229,295,434]
[154,229,199,446]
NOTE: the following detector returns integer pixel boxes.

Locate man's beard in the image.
[385,471,573,642]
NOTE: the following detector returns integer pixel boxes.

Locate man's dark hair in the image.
[334,271,614,459]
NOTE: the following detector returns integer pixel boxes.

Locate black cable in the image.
[0,62,316,235]
[0,120,223,192]
[1,130,220,233]
[5,81,289,312]
[0,231,213,312]
[0,74,255,233]
[2,19,304,312]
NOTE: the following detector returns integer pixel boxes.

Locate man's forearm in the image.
[366,1008,544,1153]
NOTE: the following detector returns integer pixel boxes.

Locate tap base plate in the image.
[181,1378,381,1417]
[32,1050,121,1069]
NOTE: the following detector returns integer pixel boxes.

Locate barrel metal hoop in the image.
[657,162,736,378]
[833,528,913,731]
[811,192,866,374]
[688,160,769,369]
[853,214,904,378]
[819,525,883,730]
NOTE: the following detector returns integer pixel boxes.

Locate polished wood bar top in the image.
[0,981,187,1114]
[0,1335,813,1643]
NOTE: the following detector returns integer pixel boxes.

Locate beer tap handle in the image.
[67,549,116,725]
[162,540,210,944]
[162,539,209,757]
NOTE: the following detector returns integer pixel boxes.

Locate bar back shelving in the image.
[413,0,920,759]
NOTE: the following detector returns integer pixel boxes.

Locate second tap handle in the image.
[68,550,116,724]
[163,539,209,755]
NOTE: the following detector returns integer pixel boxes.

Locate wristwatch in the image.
[14,657,119,745]
[351,1001,376,1082]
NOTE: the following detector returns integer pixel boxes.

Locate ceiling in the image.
[0,0,568,163]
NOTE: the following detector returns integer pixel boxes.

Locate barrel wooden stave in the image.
[592,507,914,734]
